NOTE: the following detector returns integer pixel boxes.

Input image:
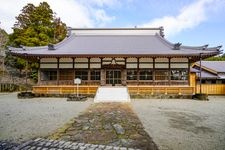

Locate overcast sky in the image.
[0,0,224,49]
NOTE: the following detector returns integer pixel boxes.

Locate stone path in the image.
[50,103,158,150]
[0,140,19,149]
[1,138,142,150]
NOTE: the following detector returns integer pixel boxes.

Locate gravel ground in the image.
[0,93,92,143]
[132,96,225,150]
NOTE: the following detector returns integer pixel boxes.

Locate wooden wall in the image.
[189,72,196,87]
[196,84,225,95]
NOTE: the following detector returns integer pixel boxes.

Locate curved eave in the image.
[9,51,220,59]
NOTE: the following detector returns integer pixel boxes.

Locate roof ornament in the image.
[159,26,165,37]
[173,42,182,50]
[20,45,26,51]
[202,44,208,50]
[48,43,55,50]
[67,26,72,37]
[217,45,222,50]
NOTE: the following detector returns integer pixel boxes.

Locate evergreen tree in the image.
[10,2,67,47]
[0,25,8,49]
[206,54,225,61]
[0,25,8,73]
[8,2,67,79]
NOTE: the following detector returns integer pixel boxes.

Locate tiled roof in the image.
[8,28,221,58]
[195,61,225,73]
[196,70,218,79]
[193,61,225,79]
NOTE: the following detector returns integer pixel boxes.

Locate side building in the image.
[192,61,225,95]
[8,28,222,96]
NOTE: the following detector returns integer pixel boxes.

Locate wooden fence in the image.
[128,85,195,95]
[31,84,225,95]
[33,85,99,95]
[196,84,225,95]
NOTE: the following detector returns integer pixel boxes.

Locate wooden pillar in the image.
[100,58,105,85]
[100,57,103,68]
[25,58,28,91]
[168,57,171,85]
[37,58,41,85]
[72,57,75,81]
[137,57,140,85]
[153,57,155,84]
[188,57,191,86]
[88,57,91,82]
[199,53,203,94]
[124,57,127,85]
[57,57,60,85]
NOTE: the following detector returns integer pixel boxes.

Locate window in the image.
[59,70,73,80]
[155,70,168,80]
[127,69,138,80]
[211,80,216,84]
[216,80,222,84]
[170,69,188,80]
[91,70,101,80]
[202,80,206,84]
[139,69,153,80]
[41,70,57,81]
[75,70,88,80]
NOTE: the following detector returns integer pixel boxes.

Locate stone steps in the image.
[94,87,130,103]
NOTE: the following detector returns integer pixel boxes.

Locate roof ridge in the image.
[69,27,163,30]
[72,34,155,37]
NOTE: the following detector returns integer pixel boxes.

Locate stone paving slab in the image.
[0,138,141,150]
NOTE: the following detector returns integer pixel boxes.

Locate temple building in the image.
[8,28,222,96]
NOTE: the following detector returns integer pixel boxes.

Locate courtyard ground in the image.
[0,93,225,150]
[0,93,92,142]
[132,96,225,150]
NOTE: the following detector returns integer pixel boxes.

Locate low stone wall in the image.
[33,93,95,98]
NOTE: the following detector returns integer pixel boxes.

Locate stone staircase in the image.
[94,86,131,103]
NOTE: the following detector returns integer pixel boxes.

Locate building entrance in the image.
[106,70,121,85]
